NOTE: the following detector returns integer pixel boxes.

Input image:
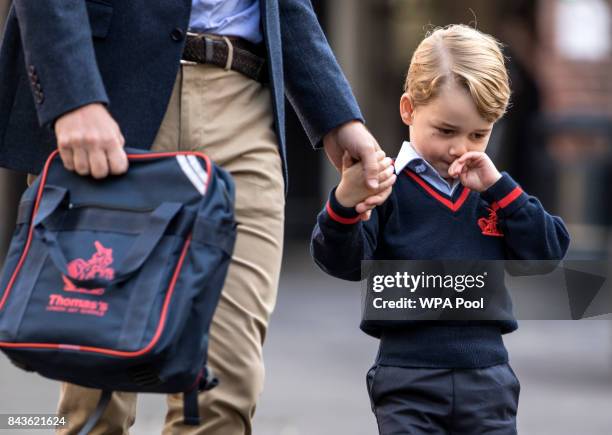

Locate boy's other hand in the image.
[448,151,501,192]
[54,103,129,179]
[335,151,396,209]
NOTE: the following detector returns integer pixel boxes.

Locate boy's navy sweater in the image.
[310,170,570,368]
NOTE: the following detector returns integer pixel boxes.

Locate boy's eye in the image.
[437,127,455,135]
[472,133,486,140]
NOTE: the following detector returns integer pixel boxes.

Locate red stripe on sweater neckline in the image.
[404,169,470,212]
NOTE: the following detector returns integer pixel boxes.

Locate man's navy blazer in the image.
[0,0,362,188]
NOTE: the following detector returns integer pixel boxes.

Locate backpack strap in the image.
[78,390,113,435]
[182,388,200,426]
[182,366,219,426]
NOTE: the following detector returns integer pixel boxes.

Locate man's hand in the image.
[54,103,128,179]
[323,120,381,189]
[447,151,502,192]
[323,121,395,218]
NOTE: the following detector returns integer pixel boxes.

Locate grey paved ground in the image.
[1,243,611,434]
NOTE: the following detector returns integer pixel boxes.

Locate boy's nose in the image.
[449,143,468,157]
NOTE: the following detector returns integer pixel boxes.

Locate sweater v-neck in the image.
[403,168,471,213]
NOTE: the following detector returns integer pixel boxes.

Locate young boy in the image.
[311,25,570,434]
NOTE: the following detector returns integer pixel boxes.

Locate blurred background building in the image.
[0,1,610,434]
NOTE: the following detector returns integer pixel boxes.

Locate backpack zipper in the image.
[67,203,155,213]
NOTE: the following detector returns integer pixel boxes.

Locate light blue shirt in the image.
[189,0,263,44]
[394,141,461,196]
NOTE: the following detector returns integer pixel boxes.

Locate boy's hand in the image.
[448,151,501,192]
[335,151,396,208]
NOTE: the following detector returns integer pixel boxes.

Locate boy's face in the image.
[400,81,495,181]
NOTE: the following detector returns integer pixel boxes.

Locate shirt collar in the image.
[394,141,422,174]
[393,141,460,193]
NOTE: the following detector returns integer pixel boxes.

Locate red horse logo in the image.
[478,208,504,237]
[62,241,115,295]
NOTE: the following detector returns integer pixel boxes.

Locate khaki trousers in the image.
[43,63,285,434]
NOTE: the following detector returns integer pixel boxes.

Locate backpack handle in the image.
[33,185,184,289]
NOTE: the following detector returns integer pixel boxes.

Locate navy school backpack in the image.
[0,148,237,432]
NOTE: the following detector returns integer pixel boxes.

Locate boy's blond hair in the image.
[404,24,510,122]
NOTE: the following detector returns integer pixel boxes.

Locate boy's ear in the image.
[400,93,414,126]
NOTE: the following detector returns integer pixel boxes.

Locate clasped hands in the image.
[323,121,396,219]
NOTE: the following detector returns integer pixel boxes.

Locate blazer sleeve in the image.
[13,0,109,127]
[279,0,364,148]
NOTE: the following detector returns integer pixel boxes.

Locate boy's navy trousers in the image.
[366,363,520,434]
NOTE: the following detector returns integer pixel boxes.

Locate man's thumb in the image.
[362,148,379,189]
[342,151,354,170]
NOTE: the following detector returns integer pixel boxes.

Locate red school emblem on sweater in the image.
[478,207,504,237]
[62,241,115,296]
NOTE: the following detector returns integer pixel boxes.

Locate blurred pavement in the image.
[0,242,611,434]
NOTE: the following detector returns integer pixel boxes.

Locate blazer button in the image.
[170,27,184,42]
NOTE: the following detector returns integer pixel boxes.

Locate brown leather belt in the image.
[182,33,268,83]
